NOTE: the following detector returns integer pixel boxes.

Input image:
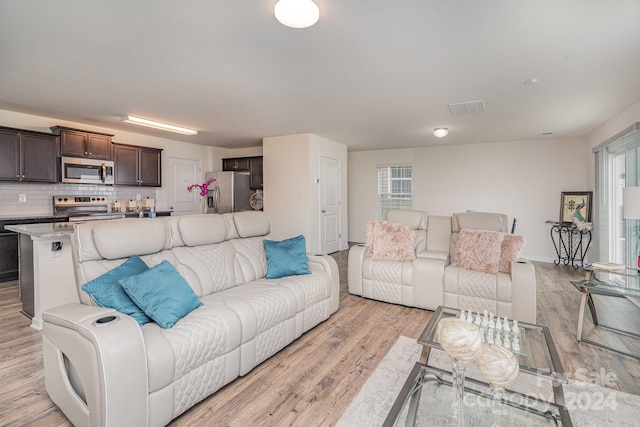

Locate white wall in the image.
[348,138,589,262]
[0,109,227,211]
[228,146,263,158]
[348,148,414,242]
[263,133,348,253]
[263,134,310,244]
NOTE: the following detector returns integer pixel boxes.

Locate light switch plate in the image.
[19,194,26,202]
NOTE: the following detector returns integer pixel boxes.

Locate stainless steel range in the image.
[53,196,125,222]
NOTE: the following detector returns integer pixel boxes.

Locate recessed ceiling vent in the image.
[448,100,485,115]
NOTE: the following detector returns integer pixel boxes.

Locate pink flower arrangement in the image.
[187,178,215,197]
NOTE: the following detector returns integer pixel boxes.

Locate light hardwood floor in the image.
[1,253,639,426]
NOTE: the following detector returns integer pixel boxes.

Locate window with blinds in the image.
[593,123,640,280]
[378,165,412,218]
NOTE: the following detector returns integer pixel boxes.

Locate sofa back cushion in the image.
[78,218,171,261]
[177,215,228,246]
[234,211,271,238]
[71,212,274,304]
[426,215,452,253]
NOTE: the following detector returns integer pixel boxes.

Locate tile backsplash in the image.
[0,182,155,217]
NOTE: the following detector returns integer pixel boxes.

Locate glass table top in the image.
[571,279,640,298]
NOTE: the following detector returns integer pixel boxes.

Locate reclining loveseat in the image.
[348,210,536,323]
[42,212,339,426]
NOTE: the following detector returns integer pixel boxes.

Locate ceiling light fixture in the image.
[433,128,449,138]
[275,0,319,29]
[121,115,198,135]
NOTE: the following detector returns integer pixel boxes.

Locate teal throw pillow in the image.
[263,235,311,279]
[119,260,202,329]
[81,255,151,326]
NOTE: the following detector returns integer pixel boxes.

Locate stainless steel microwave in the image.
[60,156,114,185]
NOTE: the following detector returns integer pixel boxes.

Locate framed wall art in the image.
[560,191,592,224]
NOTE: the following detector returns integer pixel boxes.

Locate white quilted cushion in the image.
[274,273,333,335]
[172,242,238,296]
[231,237,268,284]
[203,283,297,343]
[142,302,242,395]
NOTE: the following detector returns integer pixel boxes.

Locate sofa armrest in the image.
[511,259,537,324]
[43,304,148,427]
[307,254,340,314]
[417,250,450,262]
[347,244,366,297]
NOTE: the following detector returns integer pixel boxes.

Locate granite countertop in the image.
[4,222,76,238]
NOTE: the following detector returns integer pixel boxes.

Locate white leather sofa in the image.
[348,210,536,323]
[42,212,339,427]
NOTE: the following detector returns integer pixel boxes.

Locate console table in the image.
[547,221,592,269]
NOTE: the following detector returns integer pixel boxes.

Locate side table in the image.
[546,221,592,269]
[571,265,640,359]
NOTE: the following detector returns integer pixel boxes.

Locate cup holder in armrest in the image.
[93,315,119,327]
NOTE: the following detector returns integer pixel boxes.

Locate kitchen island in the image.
[4,222,77,330]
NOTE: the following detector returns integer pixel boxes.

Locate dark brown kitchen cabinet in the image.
[0,233,18,282]
[0,126,58,183]
[222,157,250,171]
[113,143,162,187]
[223,156,263,189]
[51,126,113,160]
[249,157,263,189]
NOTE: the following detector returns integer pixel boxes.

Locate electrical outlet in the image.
[19,194,26,203]
[136,194,142,201]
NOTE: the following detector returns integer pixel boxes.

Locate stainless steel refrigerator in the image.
[205,171,253,213]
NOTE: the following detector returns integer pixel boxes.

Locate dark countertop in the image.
[123,211,172,218]
[0,214,69,222]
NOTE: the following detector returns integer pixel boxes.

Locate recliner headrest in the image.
[384,210,428,230]
[452,212,508,233]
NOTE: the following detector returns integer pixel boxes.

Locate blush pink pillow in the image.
[455,229,504,274]
[365,220,416,262]
[499,234,526,273]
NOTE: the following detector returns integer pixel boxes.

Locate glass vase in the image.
[490,385,507,427]
[450,357,468,427]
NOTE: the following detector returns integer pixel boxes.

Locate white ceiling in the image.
[1,1,639,151]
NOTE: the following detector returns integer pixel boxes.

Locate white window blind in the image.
[378,165,412,218]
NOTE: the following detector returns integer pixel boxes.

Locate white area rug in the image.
[337,336,640,427]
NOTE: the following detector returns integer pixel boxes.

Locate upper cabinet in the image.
[112,143,162,187]
[0,126,58,183]
[222,157,250,171]
[223,156,263,190]
[51,126,113,160]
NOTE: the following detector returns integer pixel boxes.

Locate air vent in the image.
[448,100,485,115]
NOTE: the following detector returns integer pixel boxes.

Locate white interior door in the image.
[166,157,202,215]
[320,156,340,254]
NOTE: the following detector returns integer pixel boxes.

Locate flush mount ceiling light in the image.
[121,115,198,135]
[433,128,449,138]
[275,0,319,28]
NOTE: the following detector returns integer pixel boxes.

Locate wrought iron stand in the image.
[548,222,592,269]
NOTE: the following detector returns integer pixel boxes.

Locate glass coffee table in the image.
[383,306,571,426]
